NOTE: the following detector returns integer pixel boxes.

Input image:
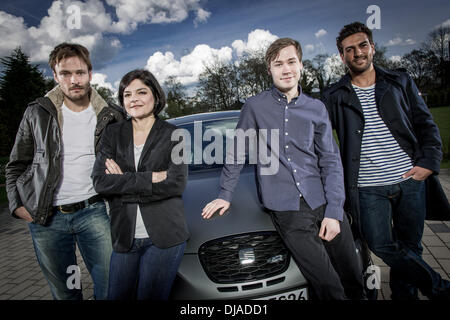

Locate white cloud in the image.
[386,37,416,46]
[194,8,211,27]
[0,11,32,57]
[0,0,210,66]
[315,29,327,38]
[106,0,211,33]
[146,44,233,86]
[146,29,278,86]
[232,29,278,57]
[91,73,115,91]
[386,37,402,46]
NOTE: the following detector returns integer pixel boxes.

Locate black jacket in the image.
[5,86,124,225]
[91,117,190,252]
[321,65,448,232]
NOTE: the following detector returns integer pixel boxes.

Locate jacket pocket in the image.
[33,149,45,163]
[17,164,34,184]
[16,166,39,217]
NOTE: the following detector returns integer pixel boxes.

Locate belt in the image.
[55,195,103,214]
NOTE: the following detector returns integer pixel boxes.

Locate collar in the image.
[328,64,401,94]
[43,84,109,131]
[45,85,108,115]
[270,85,303,104]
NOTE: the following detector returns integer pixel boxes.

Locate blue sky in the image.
[0,0,449,92]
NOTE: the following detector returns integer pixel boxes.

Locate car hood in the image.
[182,165,275,254]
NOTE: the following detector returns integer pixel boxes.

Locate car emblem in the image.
[267,254,284,264]
[239,247,255,265]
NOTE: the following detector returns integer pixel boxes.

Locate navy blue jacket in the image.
[322,65,444,230]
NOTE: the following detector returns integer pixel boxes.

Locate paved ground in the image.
[1,170,450,300]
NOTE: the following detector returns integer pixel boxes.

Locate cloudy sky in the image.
[0,0,449,93]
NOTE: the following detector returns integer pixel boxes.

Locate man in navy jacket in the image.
[322,21,450,300]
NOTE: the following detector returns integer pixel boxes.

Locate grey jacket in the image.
[5,86,124,225]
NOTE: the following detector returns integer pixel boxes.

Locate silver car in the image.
[168,111,375,300]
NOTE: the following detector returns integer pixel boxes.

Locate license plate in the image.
[255,287,308,300]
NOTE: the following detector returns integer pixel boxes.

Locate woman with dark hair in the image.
[92,69,189,300]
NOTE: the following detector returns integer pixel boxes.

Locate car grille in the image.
[198,232,290,284]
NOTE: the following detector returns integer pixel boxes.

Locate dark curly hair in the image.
[336,22,374,54]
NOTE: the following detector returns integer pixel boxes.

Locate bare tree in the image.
[402,49,438,90]
[196,61,238,111]
[422,26,450,88]
[238,50,272,97]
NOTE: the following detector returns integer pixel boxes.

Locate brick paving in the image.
[374,169,450,300]
[0,170,450,300]
[0,206,93,300]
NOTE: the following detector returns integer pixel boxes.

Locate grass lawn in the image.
[430,106,450,168]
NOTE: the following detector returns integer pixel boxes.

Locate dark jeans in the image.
[359,178,450,300]
[108,238,185,300]
[271,197,365,300]
[28,201,112,300]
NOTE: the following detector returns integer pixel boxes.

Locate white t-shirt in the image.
[134,143,150,239]
[53,103,98,205]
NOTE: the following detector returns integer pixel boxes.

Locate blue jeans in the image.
[28,201,112,300]
[108,238,185,300]
[359,178,450,299]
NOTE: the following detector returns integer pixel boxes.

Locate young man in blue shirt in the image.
[202,38,365,300]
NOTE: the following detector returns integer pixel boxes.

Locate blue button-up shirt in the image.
[218,86,345,221]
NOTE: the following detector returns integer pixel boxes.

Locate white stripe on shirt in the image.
[353,84,413,187]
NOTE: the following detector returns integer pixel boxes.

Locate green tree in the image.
[91,84,115,104]
[0,47,54,156]
[238,50,272,97]
[196,61,239,111]
[163,76,194,118]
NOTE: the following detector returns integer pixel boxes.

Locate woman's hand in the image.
[152,171,167,183]
[105,158,167,183]
[105,159,123,175]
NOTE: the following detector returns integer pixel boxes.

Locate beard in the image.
[347,55,373,74]
[63,84,91,102]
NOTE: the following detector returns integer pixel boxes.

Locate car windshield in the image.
[177,117,241,171]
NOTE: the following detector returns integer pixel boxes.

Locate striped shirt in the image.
[353,84,413,186]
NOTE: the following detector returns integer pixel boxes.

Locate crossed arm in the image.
[92,126,187,202]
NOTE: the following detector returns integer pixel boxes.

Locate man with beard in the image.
[322,22,450,299]
[5,43,124,299]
